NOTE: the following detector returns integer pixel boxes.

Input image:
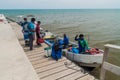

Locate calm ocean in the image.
[0,9,120,80]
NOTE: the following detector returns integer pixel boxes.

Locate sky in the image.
[0,0,119,9]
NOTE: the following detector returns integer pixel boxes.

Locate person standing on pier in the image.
[28,18,36,50]
[21,18,29,46]
[36,21,42,45]
[75,34,88,53]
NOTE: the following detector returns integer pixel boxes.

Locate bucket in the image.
[44,46,52,58]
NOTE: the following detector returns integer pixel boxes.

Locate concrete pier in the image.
[10,19,95,80]
[0,14,96,80]
[0,14,39,80]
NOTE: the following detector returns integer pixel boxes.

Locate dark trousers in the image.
[29,34,34,50]
[36,33,41,45]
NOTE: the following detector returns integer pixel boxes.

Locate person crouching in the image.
[51,39,62,61]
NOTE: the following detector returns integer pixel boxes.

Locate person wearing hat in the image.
[75,34,88,53]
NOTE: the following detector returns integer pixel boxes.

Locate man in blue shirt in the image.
[63,34,69,48]
[75,34,88,53]
[28,18,36,50]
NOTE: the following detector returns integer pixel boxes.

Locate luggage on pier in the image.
[44,47,52,58]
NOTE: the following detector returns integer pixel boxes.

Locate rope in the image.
[64,52,87,73]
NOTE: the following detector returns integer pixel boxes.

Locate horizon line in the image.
[0,8,120,10]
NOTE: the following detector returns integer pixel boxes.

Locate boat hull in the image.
[64,51,103,67]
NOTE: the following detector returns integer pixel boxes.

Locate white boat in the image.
[65,48,104,67]
[0,14,7,23]
[43,31,104,67]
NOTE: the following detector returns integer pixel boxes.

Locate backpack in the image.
[24,23,29,31]
[54,42,60,51]
[22,22,28,31]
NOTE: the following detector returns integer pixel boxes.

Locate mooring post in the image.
[100,44,120,80]
[100,47,109,80]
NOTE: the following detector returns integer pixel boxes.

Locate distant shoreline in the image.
[0,8,120,10]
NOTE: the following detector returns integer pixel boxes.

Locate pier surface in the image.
[10,20,95,80]
[0,14,95,80]
[0,15,39,80]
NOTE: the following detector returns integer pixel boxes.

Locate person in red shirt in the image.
[36,21,41,45]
